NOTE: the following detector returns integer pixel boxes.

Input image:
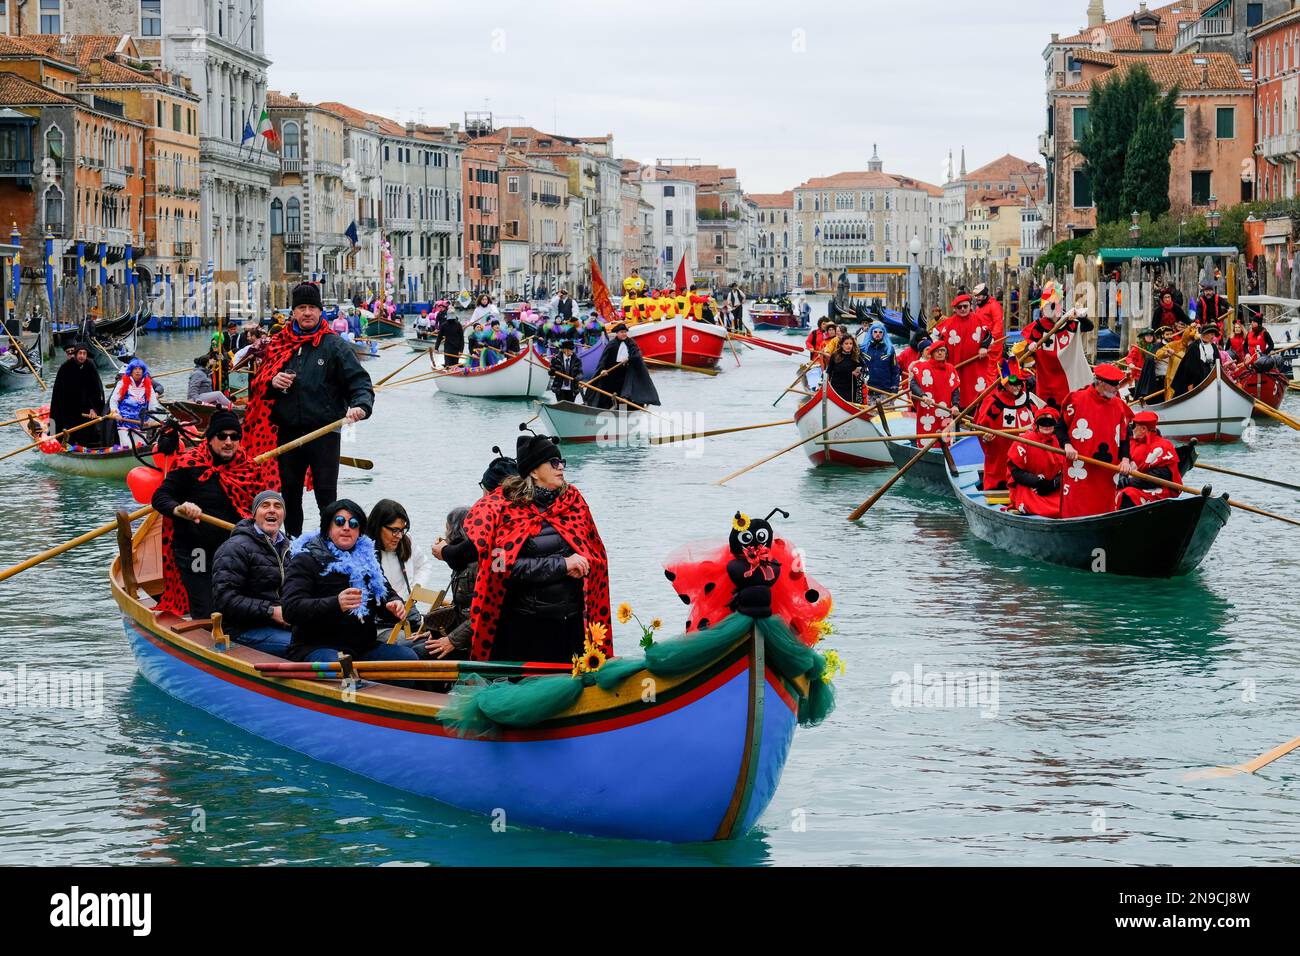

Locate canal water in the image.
[2,319,1299,865]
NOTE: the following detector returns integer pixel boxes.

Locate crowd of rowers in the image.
[124,281,615,672]
[805,278,1285,519]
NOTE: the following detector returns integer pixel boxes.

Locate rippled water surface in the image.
[2,318,1299,865]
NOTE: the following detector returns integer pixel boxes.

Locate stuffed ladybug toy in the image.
[726,509,786,618]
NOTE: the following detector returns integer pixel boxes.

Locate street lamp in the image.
[1206,194,1221,242]
[1129,209,1140,242]
[907,235,923,323]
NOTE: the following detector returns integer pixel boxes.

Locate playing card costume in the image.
[1057,365,1134,518]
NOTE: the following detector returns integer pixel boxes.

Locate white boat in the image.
[536,400,645,444]
[434,348,551,399]
[792,383,912,467]
[17,407,156,478]
[1140,363,1255,443]
[1237,294,1300,349]
[626,316,729,368]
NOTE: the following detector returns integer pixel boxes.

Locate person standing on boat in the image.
[862,321,900,398]
[553,289,574,321]
[434,309,464,367]
[252,282,374,538]
[1127,328,1163,403]
[826,334,867,403]
[464,433,611,664]
[49,342,109,447]
[470,293,499,325]
[211,490,294,655]
[1017,281,1093,409]
[586,323,660,409]
[109,358,163,447]
[725,283,747,333]
[281,499,416,665]
[972,283,1004,359]
[1226,318,1249,361]
[909,340,960,440]
[549,338,585,402]
[1169,324,1220,398]
[367,499,433,633]
[1059,364,1134,518]
[1246,314,1275,357]
[1115,411,1182,510]
[933,293,996,405]
[153,410,263,619]
[1008,407,1064,517]
[1195,279,1231,327]
[973,373,1038,491]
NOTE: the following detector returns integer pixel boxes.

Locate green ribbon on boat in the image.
[437,613,835,739]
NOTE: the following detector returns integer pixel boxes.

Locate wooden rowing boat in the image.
[1140,364,1255,442]
[110,513,814,843]
[434,347,550,398]
[16,407,156,478]
[750,303,802,331]
[884,435,987,496]
[792,383,910,467]
[1232,367,1288,413]
[946,455,1229,577]
[627,316,728,369]
[536,400,645,444]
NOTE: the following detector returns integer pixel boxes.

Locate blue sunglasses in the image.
[332,515,361,530]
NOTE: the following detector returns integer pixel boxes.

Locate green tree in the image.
[1037,238,1089,274]
[1076,65,1178,223]
[1120,94,1179,218]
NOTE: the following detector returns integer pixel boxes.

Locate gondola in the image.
[884,435,987,496]
[0,344,42,392]
[1140,363,1255,442]
[946,445,1227,578]
[109,513,824,843]
[17,407,156,479]
[434,347,551,399]
[792,382,911,467]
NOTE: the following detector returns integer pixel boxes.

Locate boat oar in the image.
[649,419,794,445]
[0,412,119,464]
[1182,460,1300,494]
[965,422,1300,529]
[831,426,1028,446]
[525,355,670,423]
[374,348,431,388]
[772,360,817,406]
[729,333,803,356]
[847,378,1002,522]
[1185,732,1300,780]
[644,357,719,376]
[718,395,884,486]
[0,323,46,388]
[339,456,373,471]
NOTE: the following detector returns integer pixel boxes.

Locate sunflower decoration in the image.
[615,600,663,650]
[821,649,845,685]
[732,512,751,533]
[571,629,608,677]
[616,602,633,624]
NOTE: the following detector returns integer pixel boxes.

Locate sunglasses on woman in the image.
[332,515,361,530]
[548,457,566,469]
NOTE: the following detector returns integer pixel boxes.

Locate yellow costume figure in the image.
[674,293,690,317]
[623,274,646,297]
[1155,325,1197,400]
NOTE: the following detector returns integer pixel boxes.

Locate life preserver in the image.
[455,290,473,310]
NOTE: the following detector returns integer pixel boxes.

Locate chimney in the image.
[450,122,460,131]
[1087,0,1106,29]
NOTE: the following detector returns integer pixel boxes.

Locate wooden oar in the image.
[373,348,430,388]
[379,340,405,350]
[0,323,46,388]
[718,395,882,486]
[966,422,1300,529]
[831,426,1028,446]
[772,360,817,406]
[0,411,45,429]
[644,357,719,376]
[1185,732,1300,780]
[338,456,373,471]
[0,412,118,464]
[847,378,1002,522]
[649,419,794,445]
[1181,460,1300,493]
[525,355,670,422]
[729,333,803,356]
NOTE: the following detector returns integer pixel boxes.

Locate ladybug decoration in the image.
[726,508,788,619]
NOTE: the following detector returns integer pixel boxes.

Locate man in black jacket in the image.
[265,282,375,536]
[548,338,584,402]
[49,342,108,446]
[212,490,293,655]
[433,310,464,366]
[554,288,574,320]
[586,323,660,409]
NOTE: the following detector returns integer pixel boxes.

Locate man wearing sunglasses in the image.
[152,410,264,620]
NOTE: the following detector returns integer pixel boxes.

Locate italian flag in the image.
[257,108,279,150]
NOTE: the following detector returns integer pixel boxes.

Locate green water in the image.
[2,326,1299,865]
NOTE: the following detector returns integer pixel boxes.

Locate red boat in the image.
[1233,368,1288,413]
[627,317,729,368]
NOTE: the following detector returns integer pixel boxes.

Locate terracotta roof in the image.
[267,89,311,109]
[965,153,1044,182]
[0,71,78,106]
[748,191,794,207]
[798,170,939,195]
[657,164,738,189]
[463,142,502,163]
[474,126,588,156]
[1057,1,1200,53]
[0,34,75,64]
[1056,51,1253,93]
[315,101,406,137]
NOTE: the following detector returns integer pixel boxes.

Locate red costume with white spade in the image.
[1008,408,1064,517]
[973,377,1041,490]
[1116,411,1181,508]
[1058,365,1134,518]
[908,342,960,441]
[932,294,997,405]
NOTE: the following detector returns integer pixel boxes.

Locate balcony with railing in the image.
[174,241,193,259]
[1176,16,1233,52]
[313,159,343,179]
[0,158,33,177]
[281,157,302,175]
[285,231,303,247]
[1259,131,1300,159]
[101,167,127,190]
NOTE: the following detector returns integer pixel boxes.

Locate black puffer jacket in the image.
[444,559,478,651]
[263,330,374,433]
[152,465,241,564]
[281,536,399,661]
[503,520,583,620]
[211,519,291,636]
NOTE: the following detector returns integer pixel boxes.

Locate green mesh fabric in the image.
[436,613,836,737]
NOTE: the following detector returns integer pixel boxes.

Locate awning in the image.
[1161,246,1239,257]
[1098,247,1166,263]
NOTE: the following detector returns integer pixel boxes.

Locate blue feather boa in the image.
[291,531,388,620]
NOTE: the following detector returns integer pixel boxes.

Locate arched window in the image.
[270,198,283,235]
[43,185,63,230]
[45,125,63,163]
[285,197,301,234]
[281,121,300,160]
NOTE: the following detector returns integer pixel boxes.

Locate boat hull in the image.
[434,348,550,398]
[363,316,404,338]
[536,400,646,444]
[950,465,1230,577]
[1235,369,1287,413]
[885,435,986,496]
[1141,364,1254,442]
[627,317,728,369]
[793,384,908,467]
[40,446,155,478]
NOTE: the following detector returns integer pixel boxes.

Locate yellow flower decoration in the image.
[616,603,633,624]
[732,513,751,532]
[583,643,607,672]
[587,621,609,648]
[571,654,587,678]
[811,618,835,642]
[821,650,845,684]
[650,618,663,631]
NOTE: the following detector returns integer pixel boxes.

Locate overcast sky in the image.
[265,0,1094,192]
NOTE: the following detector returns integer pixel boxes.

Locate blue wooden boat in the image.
[111,515,812,842]
[885,434,986,497]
